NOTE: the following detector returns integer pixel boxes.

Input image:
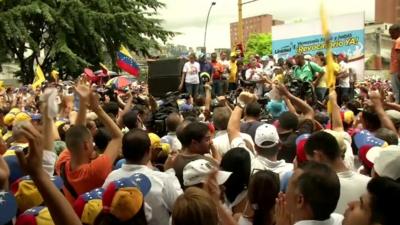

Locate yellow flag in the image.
[51,70,59,81]
[320,1,336,113]
[120,45,133,58]
[32,65,45,89]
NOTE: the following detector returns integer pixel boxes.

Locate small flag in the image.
[32,65,45,89]
[99,63,109,75]
[51,70,59,81]
[116,45,140,77]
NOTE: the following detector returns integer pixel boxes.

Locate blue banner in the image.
[272,29,364,59]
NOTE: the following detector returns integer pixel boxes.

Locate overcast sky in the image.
[158,0,374,50]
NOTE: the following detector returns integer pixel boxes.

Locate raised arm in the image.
[370,90,397,134]
[283,96,297,116]
[383,101,400,112]
[204,84,212,112]
[227,92,256,143]
[89,92,123,162]
[276,83,314,120]
[16,123,81,225]
[74,84,90,126]
[329,90,344,132]
[117,92,133,128]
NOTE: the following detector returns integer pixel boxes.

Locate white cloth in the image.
[338,61,350,88]
[251,155,293,180]
[42,150,57,177]
[161,132,182,152]
[294,213,343,225]
[183,61,200,84]
[213,130,254,156]
[335,170,370,214]
[103,164,183,225]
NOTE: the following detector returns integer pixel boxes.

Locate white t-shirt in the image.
[245,68,264,81]
[251,155,293,180]
[338,61,350,88]
[219,59,230,79]
[213,130,254,156]
[335,170,370,214]
[103,164,183,225]
[183,61,200,84]
[294,213,343,225]
[161,132,182,152]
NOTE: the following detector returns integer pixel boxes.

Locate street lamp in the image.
[203,1,216,53]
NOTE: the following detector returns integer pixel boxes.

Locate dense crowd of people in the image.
[1,26,400,225]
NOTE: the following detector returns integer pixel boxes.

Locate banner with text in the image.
[272,12,365,80]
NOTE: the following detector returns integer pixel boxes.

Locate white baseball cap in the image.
[366,145,400,163]
[254,124,280,148]
[183,159,232,187]
[370,147,400,180]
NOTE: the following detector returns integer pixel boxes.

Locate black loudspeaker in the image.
[148,58,186,97]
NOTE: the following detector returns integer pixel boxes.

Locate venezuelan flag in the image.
[116,45,140,77]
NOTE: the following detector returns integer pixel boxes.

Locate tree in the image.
[0,0,174,83]
[244,33,272,63]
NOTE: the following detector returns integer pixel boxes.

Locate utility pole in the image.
[238,0,243,46]
[237,0,259,50]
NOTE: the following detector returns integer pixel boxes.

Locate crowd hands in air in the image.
[0,50,399,225]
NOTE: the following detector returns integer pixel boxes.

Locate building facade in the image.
[230,14,283,47]
[375,0,400,24]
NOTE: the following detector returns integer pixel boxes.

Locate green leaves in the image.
[0,0,174,82]
[245,33,272,63]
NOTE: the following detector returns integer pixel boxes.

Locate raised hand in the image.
[275,192,293,225]
[276,83,290,97]
[88,92,101,112]
[75,84,91,101]
[238,91,257,105]
[203,170,221,202]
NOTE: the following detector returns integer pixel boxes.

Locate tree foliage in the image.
[0,0,174,83]
[245,33,272,62]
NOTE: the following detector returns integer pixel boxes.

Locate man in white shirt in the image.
[304,131,370,214]
[251,123,293,179]
[103,129,183,225]
[161,112,183,152]
[245,59,266,97]
[282,162,343,225]
[213,107,254,156]
[180,53,200,98]
[219,51,230,94]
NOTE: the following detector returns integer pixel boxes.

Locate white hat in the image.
[183,159,232,187]
[370,146,400,180]
[366,145,400,163]
[254,124,280,148]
